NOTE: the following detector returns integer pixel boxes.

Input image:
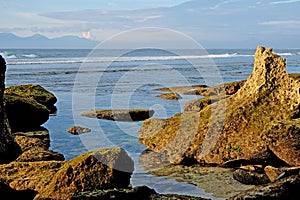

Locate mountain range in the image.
[0,33,98,49]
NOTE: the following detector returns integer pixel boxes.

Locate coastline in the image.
[0,46,300,199]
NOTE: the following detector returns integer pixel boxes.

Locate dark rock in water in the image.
[139,46,300,166]
[81,109,154,121]
[0,55,21,163]
[156,92,182,100]
[229,173,300,200]
[5,84,57,113]
[233,169,270,185]
[0,182,37,200]
[4,94,50,132]
[67,126,91,135]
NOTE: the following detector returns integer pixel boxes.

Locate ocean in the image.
[1,48,300,199]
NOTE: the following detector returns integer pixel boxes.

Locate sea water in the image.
[1,48,300,199]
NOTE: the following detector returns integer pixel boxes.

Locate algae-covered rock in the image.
[14,135,49,152]
[36,147,134,200]
[5,84,57,113]
[0,148,134,200]
[4,94,49,132]
[81,109,154,121]
[139,46,300,167]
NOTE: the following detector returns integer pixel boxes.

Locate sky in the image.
[0,0,299,48]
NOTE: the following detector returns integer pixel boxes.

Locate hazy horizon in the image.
[1,0,299,49]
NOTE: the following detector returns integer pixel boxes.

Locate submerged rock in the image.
[139,46,300,167]
[81,109,154,121]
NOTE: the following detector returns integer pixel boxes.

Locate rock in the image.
[0,182,37,200]
[0,147,134,200]
[67,126,91,135]
[14,135,49,152]
[138,46,300,166]
[81,109,154,121]
[221,148,287,168]
[233,169,270,185]
[4,94,50,132]
[15,147,65,162]
[264,166,300,182]
[5,84,57,113]
[156,92,182,100]
[266,120,300,166]
[154,85,208,95]
[230,173,300,200]
[0,160,64,194]
[36,148,134,200]
[0,55,21,163]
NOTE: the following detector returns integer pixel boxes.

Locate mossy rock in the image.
[5,84,57,113]
[4,94,49,132]
[36,148,134,200]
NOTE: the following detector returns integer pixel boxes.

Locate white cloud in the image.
[258,20,300,25]
[270,0,300,4]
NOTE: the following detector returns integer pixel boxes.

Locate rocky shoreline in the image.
[0,46,299,199]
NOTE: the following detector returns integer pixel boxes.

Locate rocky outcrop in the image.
[0,55,21,163]
[0,148,134,200]
[81,109,154,121]
[139,46,300,167]
[5,84,57,113]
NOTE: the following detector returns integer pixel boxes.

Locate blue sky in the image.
[1,0,300,48]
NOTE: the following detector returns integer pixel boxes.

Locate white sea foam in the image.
[6,53,254,65]
[22,54,39,58]
[278,53,294,56]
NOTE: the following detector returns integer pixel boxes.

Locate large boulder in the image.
[4,94,50,132]
[139,46,300,166]
[0,147,134,200]
[0,55,21,163]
